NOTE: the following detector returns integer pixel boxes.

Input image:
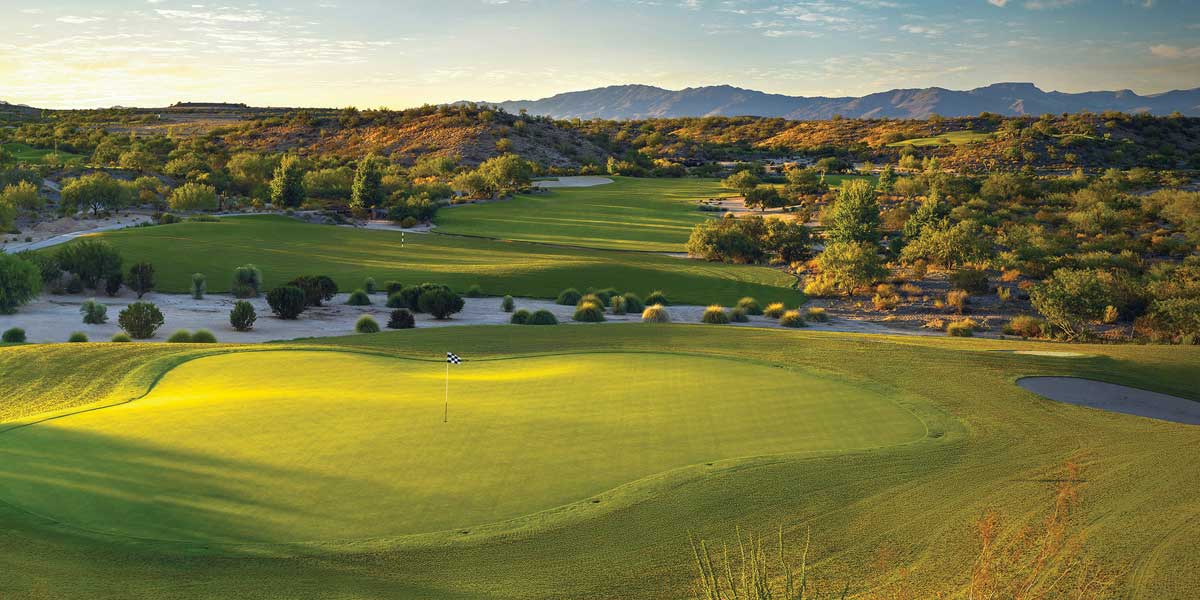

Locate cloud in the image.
[988,0,1009,6]
[56,16,107,24]
[1149,44,1200,59]
[154,8,266,23]
[900,24,943,37]
[1023,0,1081,9]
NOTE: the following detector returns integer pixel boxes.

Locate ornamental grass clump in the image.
[622,293,645,313]
[387,309,415,329]
[701,305,729,325]
[355,315,380,333]
[191,329,217,343]
[574,300,606,322]
[730,307,749,322]
[763,302,787,318]
[735,297,762,315]
[641,304,670,323]
[527,309,558,325]
[1003,315,1047,338]
[80,298,107,324]
[510,309,531,324]
[556,288,582,305]
[804,307,829,322]
[947,318,978,337]
[610,295,627,315]
[646,290,669,306]
[501,295,515,312]
[2,327,26,343]
[166,330,193,343]
[346,289,372,306]
[68,332,88,343]
[779,310,807,328]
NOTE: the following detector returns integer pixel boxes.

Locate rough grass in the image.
[81,215,803,307]
[0,142,85,164]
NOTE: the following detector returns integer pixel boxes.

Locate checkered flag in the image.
[447,352,462,364]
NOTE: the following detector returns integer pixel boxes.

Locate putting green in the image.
[0,350,926,544]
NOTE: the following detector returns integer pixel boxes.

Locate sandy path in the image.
[531,176,614,188]
[1,292,916,344]
[1017,376,1200,425]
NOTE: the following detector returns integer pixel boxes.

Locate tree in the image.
[350,154,385,214]
[118,147,158,173]
[743,186,788,212]
[0,254,41,314]
[452,170,492,198]
[685,217,766,264]
[815,157,848,174]
[270,154,306,208]
[266,285,307,319]
[60,172,131,215]
[815,241,887,294]
[287,275,338,307]
[126,262,156,299]
[1030,269,1111,339]
[901,219,991,270]
[902,189,949,239]
[477,153,534,195]
[55,239,122,289]
[168,182,218,211]
[825,179,880,244]
[722,170,760,197]
[877,165,896,194]
[0,181,43,213]
[784,167,827,197]
[762,218,814,264]
[118,302,165,339]
[417,287,465,319]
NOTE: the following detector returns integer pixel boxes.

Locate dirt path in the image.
[1,215,155,254]
[1017,376,1200,425]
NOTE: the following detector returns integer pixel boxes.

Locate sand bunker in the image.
[1017,376,1200,425]
[1009,350,1087,357]
[531,176,614,188]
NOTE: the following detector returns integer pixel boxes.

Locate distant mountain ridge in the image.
[475,83,1200,120]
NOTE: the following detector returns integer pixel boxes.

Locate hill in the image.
[481,83,1200,120]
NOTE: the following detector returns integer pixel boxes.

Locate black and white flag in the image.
[447,352,462,364]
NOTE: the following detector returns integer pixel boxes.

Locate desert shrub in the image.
[622,293,645,313]
[363,277,377,294]
[347,289,372,306]
[501,295,515,312]
[1030,268,1111,339]
[736,297,762,315]
[556,287,582,305]
[118,302,164,339]
[0,254,41,314]
[66,276,84,294]
[355,315,380,333]
[610,295,627,315]
[950,269,990,295]
[646,290,669,306]
[1004,315,1047,338]
[103,273,122,297]
[400,216,418,228]
[574,301,607,322]
[641,304,671,323]
[191,329,217,343]
[191,272,206,299]
[232,264,263,298]
[701,305,730,324]
[125,262,156,299]
[510,309,531,324]
[2,327,26,343]
[384,280,404,296]
[872,284,901,311]
[527,309,558,325]
[56,239,122,289]
[110,333,132,343]
[67,331,88,343]
[946,319,977,337]
[1102,305,1119,324]
[401,283,444,311]
[230,301,257,331]
[417,287,465,319]
[997,286,1013,303]
[577,293,603,308]
[763,302,787,318]
[266,285,307,319]
[465,284,483,298]
[591,287,619,304]
[730,307,749,322]
[288,275,338,307]
[805,307,830,322]
[803,276,838,298]
[779,310,807,328]
[386,291,407,308]
[80,299,108,324]
[166,330,193,343]
[946,289,970,314]
[387,308,416,329]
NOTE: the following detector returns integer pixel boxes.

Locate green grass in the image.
[84,215,803,305]
[886,130,993,147]
[1,142,84,164]
[0,326,1197,599]
[435,177,726,252]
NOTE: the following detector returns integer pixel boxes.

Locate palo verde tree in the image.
[825,179,881,244]
[270,154,306,208]
[60,172,131,216]
[722,170,760,197]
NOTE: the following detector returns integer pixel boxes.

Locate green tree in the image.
[168,182,218,211]
[0,254,41,314]
[118,147,158,173]
[825,179,880,244]
[417,287,465,319]
[117,302,165,339]
[1030,269,1111,339]
[743,186,787,212]
[477,153,534,195]
[902,189,950,239]
[55,239,123,289]
[270,154,306,208]
[816,241,887,294]
[350,154,385,213]
[900,218,991,270]
[722,170,760,197]
[60,172,131,215]
[126,262,156,299]
[877,165,896,194]
[0,181,43,213]
[784,167,827,197]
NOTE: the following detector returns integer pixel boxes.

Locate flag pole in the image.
[444,359,449,423]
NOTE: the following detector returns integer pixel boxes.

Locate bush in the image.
[872,285,901,311]
[510,309,531,324]
[103,273,122,297]
[804,307,830,322]
[2,327,26,343]
[729,307,749,322]
[610,295,627,315]
[110,333,132,343]
[556,287,582,305]
[465,284,483,298]
[501,295,515,312]
[68,331,88,343]
[417,287,465,319]
[803,277,838,298]
[946,289,970,314]
[400,216,419,228]
[190,272,206,299]
[779,310,807,328]
[573,301,606,322]
[232,264,263,298]
[1003,315,1046,338]
[118,302,164,339]
[950,269,990,295]
[1102,305,1119,324]
[56,239,122,289]
[355,315,380,333]
[701,305,730,324]
[386,291,407,308]
[347,289,372,306]
[763,302,787,318]
[230,300,257,331]
[364,277,377,294]
[646,290,669,306]
[387,308,415,329]
[167,330,193,343]
[591,287,619,305]
[0,254,41,314]
[735,297,762,315]
[266,285,307,319]
[384,280,404,296]
[191,329,217,343]
[622,293,645,313]
[66,276,84,294]
[80,298,108,324]
[1030,268,1111,339]
[946,319,977,337]
[126,262,156,299]
[288,275,338,307]
[641,304,670,323]
[527,309,558,325]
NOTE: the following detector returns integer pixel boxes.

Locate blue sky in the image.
[1,0,1197,108]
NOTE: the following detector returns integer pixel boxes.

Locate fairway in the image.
[886,130,993,147]
[88,215,803,305]
[0,349,924,543]
[0,142,83,164]
[435,177,726,251]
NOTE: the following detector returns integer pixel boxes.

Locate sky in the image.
[0,0,1197,109]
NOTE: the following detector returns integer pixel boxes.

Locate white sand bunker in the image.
[532,176,614,188]
[1018,377,1200,425]
[1011,350,1087,357]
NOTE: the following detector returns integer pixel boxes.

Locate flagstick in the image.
[443,360,449,423]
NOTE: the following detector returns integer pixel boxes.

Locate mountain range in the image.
[477,83,1200,120]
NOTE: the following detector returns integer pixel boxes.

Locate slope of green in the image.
[886,130,993,147]
[86,215,802,305]
[436,177,725,251]
[0,142,84,164]
[0,326,1197,599]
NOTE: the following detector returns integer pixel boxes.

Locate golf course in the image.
[1,325,1197,598]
